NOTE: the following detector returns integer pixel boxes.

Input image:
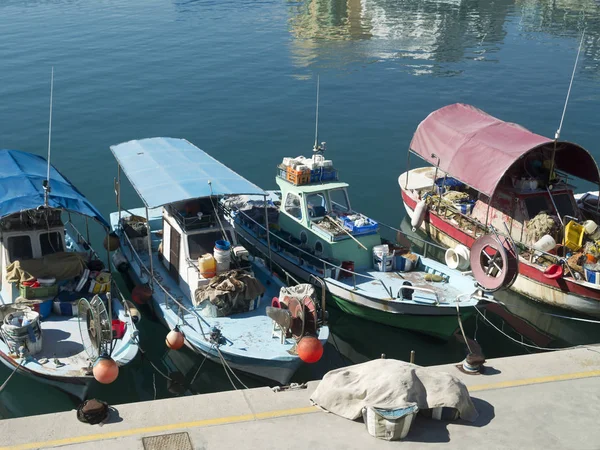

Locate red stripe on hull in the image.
[401,189,600,301]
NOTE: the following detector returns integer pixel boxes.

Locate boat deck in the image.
[111,209,328,363]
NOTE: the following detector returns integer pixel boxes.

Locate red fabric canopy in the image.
[409,103,599,197]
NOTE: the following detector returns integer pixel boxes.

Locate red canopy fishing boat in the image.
[399,103,600,317]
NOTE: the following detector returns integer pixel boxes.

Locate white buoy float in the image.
[411,199,427,232]
[445,244,471,270]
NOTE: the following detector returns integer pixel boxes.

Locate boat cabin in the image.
[0,209,66,303]
[276,166,380,270]
[157,197,237,298]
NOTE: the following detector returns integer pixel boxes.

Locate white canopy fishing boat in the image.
[109,137,329,385]
[0,150,139,399]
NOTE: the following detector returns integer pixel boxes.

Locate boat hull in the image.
[234,222,477,340]
[0,348,90,399]
[328,294,473,340]
[401,187,600,317]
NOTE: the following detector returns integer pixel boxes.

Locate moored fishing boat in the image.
[399,103,600,317]
[0,149,139,398]
[108,137,329,385]
[223,148,492,341]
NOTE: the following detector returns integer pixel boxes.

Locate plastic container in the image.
[215,240,231,251]
[214,244,231,274]
[38,299,53,319]
[199,254,217,278]
[19,284,58,300]
[396,254,419,272]
[584,264,600,285]
[583,220,598,235]
[286,166,310,185]
[564,221,585,251]
[1,310,43,355]
[339,261,355,279]
[533,234,557,252]
[320,168,338,182]
[373,245,393,272]
[342,216,379,235]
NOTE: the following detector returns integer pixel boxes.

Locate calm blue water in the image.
[2,0,600,418]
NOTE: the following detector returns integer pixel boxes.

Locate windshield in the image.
[329,188,350,214]
[306,192,328,218]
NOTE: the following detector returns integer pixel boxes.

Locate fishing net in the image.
[526,213,559,244]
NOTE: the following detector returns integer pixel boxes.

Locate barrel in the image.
[214,241,231,274]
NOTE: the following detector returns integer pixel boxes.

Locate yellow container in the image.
[564,220,585,251]
[199,254,216,278]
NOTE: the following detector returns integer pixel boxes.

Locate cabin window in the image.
[329,189,350,214]
[188,230,233,260]
[552,193,575,218]
[40,232,64,256]
[284,193,303,221]
[524,196,549,219]
[7,236,33,262]
[306,193,328,218]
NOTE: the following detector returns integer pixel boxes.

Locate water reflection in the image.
[287,0,600,76]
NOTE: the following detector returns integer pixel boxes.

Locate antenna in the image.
[313,75,323,153]
[44,67,54,207]
[555,29,585,141]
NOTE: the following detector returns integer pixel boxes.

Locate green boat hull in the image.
[329,295,475,341]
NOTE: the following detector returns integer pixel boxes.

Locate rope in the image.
[455,300,473,354]
[471,305,589,352]
[215,345,249,390]
[0,359,23,393]
[189,352,209,386]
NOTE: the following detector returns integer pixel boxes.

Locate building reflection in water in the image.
[287,0,600,76]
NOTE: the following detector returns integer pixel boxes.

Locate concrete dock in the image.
[2,346,600,449]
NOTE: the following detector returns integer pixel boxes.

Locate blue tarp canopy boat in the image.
[110,137,266,208]
[0,149,108,227]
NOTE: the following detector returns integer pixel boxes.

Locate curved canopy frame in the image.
[409,103,600,197]
[0,149,109,228]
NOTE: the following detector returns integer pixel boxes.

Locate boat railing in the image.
[64,220,100,261]
[229,207,445,301]
[119,224,210,338]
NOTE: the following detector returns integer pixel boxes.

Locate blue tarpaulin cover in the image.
[110,137,266,208]
[0,149,108,227]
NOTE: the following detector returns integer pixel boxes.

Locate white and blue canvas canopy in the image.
[110,137,266,208]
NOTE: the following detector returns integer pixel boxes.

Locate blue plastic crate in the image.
[310,168,322,183]
[342,216,379,235]
[321,168,338,182]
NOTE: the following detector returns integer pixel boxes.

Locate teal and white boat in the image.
[0,149,139,399]
[223,150,491,340]
[109,137,329,385]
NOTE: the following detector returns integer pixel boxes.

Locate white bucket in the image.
[584,220,598,235]
[1,310,43,355]
[214,247,231,274]
[532,234,556,252]
[445,244,471,270]
[373,245,393,272]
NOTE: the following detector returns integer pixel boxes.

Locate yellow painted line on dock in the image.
[469,369,600,392]
[4,370,600,450]
[0,405,319,450]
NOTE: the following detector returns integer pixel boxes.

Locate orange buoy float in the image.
[166,326,185,350]
[297,336,323,363]
[93,355,119,384]
[131,285,152,305]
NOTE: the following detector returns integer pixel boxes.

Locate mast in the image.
[44,67,54,206]
[549,30,585,184]
[313,75,323,153]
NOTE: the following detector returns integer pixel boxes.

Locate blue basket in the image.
[342,216,379,235]
[310,168,322,183]
[321,168,338,182]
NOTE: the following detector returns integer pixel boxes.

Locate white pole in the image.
[44,67,54,206]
